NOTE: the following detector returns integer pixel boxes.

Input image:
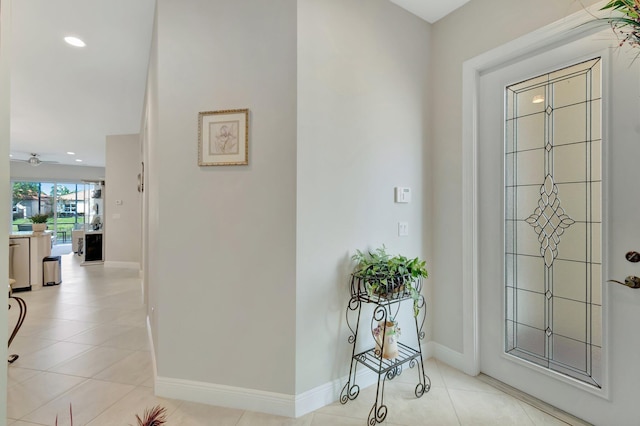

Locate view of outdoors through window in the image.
[11,181,86,245]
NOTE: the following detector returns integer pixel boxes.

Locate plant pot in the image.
[373,320,399,360]
[375,284,405,299]
[32,223,47,233]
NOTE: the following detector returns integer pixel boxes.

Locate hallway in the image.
[7,255,581,425]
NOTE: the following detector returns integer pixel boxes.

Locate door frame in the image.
[460,0,611,380]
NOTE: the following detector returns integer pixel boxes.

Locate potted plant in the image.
[29,213,50,233]
[351,245,428,317]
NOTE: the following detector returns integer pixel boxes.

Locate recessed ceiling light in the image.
[67,151,75,155]
[532,95,545,104]
[75,159,83,162]
[64,36,86,47]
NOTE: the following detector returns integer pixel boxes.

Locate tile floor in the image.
[7,254,582,425]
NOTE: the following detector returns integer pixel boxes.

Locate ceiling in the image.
[391,0,471,23]
[9,0,155,168]
[8,0,467,169]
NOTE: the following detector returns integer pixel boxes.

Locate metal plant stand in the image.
[8,285,27,364]
[340,274,430,425]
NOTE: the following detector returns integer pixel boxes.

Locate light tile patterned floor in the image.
[7,253,578,425]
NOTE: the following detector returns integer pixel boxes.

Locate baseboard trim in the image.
[154,366,379,418]
[155,376,296,417]
[423,341,435,359]
[151,334,428,417]
[104,261,140,269]
[430,342,468,373]
[153,358,378,418]
[149,311,298,417]
[294,368,377,418]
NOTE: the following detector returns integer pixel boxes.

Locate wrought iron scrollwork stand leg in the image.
[8,294,27,363]
[340,296,362,404]
[368,304,390,425]
[412,294,431,397]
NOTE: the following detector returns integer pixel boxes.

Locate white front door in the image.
[478,31,640,424]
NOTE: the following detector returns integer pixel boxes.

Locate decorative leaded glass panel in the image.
[505,57,601,388]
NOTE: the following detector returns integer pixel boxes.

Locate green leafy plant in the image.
[352,245,428,316]
[601,0,640,49]
[29,213,50,223]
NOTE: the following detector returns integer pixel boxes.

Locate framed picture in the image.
[198,108,249,166]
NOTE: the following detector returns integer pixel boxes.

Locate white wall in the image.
[10,162,105,182]
[150,0,297,395]
[144,0,612,413]
[0,0,11,420]
[429,0,601,353]
[144,4,158,352]
[146,0,431,410]
[296,0,431,394]
[105,133,141,266]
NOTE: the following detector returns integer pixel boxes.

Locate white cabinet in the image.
[9,238,30,290]
[9,232,52,291]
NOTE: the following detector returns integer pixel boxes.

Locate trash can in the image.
[43,256,62,286]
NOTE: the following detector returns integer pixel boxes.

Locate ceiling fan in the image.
[12,153,59,167]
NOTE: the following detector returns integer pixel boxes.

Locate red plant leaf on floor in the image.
[135,405,167,426]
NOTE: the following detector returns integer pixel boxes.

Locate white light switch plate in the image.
[398,222,409,236]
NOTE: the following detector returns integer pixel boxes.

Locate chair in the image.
[57,229,68,243]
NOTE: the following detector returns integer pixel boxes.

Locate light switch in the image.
[115,200,123,206]
[394,187,411,203]
[398,222,409,236]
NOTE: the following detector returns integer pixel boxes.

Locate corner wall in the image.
[296,0,431,396]
[105,133,141,267]
[429,0,602,356]
[146,0,431,415]
[144,2,158,358]
[150,0,297,400]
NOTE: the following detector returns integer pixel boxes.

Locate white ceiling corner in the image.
[389,0,471,23]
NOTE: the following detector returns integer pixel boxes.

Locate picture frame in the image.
[198,108,249,166]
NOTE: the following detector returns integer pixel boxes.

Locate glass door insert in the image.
[504,57,602,388]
